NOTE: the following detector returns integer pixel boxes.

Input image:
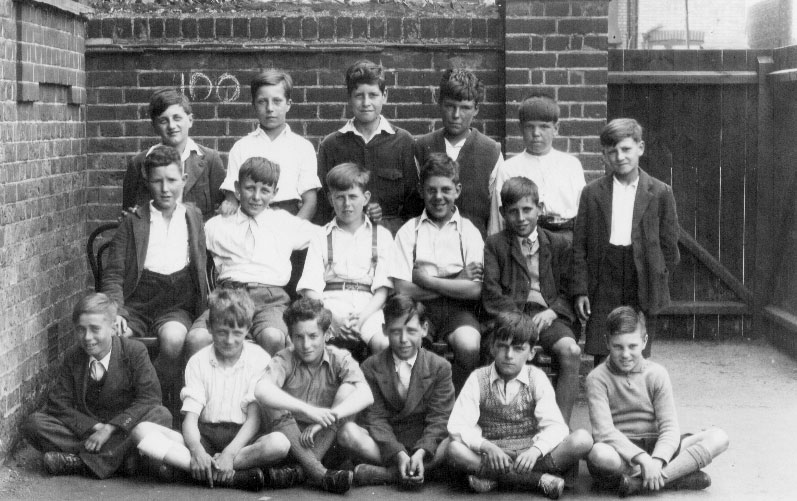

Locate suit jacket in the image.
[482,227,576,323]
[571,169,680,313]
[360,348,454,464]
[44,336,165,437]
[122,143,225,221]
[101,203,209,318]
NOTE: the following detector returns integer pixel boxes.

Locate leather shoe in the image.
[228,467,265,491]
[266,464,305,489]
[321,469,353,494]
[667,470,711,491]
[43,452,86,476]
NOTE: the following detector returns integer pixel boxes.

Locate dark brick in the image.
[100,121,124,137]
[584,103,607,119]
[318,16,335,39]
[284,17,302,39]
[568,70,584,85]
[506,35,530,51]
[352,17,368,39]
[557,119,604,136]
[319,104,346,120]
[94,88,124,104]
[197,18,214,39]
[290,70,317,87]
[394,104,437,119]
[583,69,608,85]
[557,86,607,102]
[88,71,137,88]
[505,1,532,17]
[267,17,283,38]
[471,18,487,41]
[216,18,232,38]
[165,18,181,38]
[557,18,607,35]
[233,17,249,38]
[453,18,471,39]
[87,19,101,39]
[217,103,253,120]
[545,35,570,51]
[545,1,571,16]
[398,70,438,87]
[386,17,401,39]
[149,18,164,38]
[487,17,503,40]
[101,18,115,38]
[420,18,437,40]
[557,52,607,68]
[584,34,608,51]
[182,18,198,39]
[306,87,346,103]
[390,120,431,136]
[249,18,265,38]
[387,87,434,104]
[306,120,343,137]
[531,69,544,84]
[582,137,604,152]
[369,17,385,39]
[506,85,555,102]
[572,1,610,17]
[506,18,556,35]
[302,18,318,40]
[403,18,419,40]
[506,52,557,68]
[138,71,184,88]
[544,70,568,85]
[337,17,352,39]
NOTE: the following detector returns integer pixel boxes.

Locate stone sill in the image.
[14,0,94,18]
[85,40,501,53]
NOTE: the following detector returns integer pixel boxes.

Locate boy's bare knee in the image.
[446,440,472,467]
[569,428,594,452]
[554,338,581,365]
[185,328,212,357]
[705,427,730,454]
[336,422,362,449]
[587,442,620,470]
[255,327,288,356]
[260,432,291,457]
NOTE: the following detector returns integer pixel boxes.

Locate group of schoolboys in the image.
[22,60,728,497]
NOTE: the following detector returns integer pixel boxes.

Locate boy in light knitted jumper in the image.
[586,306,729,496]
[447,311,593,499]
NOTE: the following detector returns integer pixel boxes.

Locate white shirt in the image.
[391,209,484,282]
[609,176,639,246]
[338,115,395,144]
[488,149,585,235]
[447,364,569,455]
[297,217,394,294]
[446,133,504,173]
[393,352,417,399]
[205,208,318,286]
[518,229,547,307]
[146,137,204,166]
[88,346,112,374]
[143,202,190,274]
[181,342,270,424]
[221,125,321,202]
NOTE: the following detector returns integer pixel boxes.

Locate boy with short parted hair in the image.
[572,118,680,363]
[122,88,226,221]
[22,293,172,479]
[132,289,290,492]
[391,153,484,391]
[316,59,423,235]
[188,157,318,356]
[488,95,585,237]
[586,306,728,496]
[414,68,504,238]
[336,295,455,488]
[483,177,581,424]
[254,298,375,494]
[447,311,593,498]
[297,162,394,354]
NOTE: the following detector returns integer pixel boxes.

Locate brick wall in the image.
[0,0,91,456]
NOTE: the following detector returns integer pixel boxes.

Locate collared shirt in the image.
[391,208,484,282]
[205,208,318,286]
[393,352,417,399]
[447,363,569,455]
[488,149,585,235]
[609,175,639,246]
[518,229,547,307]
[264,345,366,424]
[338,116,395,144]
[181,342,270,425]
[143,202,190,275]
[444,133,503,176]
[146,137,204,165]
[221,125,321,202]
[88,346,112,375]
[297,217,394,295]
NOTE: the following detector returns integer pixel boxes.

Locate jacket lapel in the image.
[97,336,123,402]
[632,169,654,231]
[397,349,431,418]
[183,150,205,195]
[132,206,150,281]
[596,175,613,233]
[537,230,556,299]
[507,230,531,280]
[375,350,403,411]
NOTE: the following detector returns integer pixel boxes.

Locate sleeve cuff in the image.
[181,398,204,416]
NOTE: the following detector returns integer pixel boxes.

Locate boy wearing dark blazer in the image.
[572,118,680,363]
[337,295,455,488]
[22,293,171,479]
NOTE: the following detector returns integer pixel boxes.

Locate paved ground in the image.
[2,337,796,500]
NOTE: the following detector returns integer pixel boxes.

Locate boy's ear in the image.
[420,320,429,338]
[454,182,463,199]
[234,180,240,196]
[638,140,645,156]
[323,326,333,343]
[363,190,371,205]
[498,205,506,220]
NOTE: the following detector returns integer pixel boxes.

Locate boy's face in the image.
[147,162,186,212]
[441,98,478,138]
[253,84,291,132]
[607,327,647,374]
[290,319,329,366]
[75,313,114,360]
[235,176,277,218]
[211,321,248,362]
[499,196,541,238]
[349,83,386,126]
[153,104,193,149]
[329,186,370,227]
[384,313,428,361]
[522,120,558,156]
[422,175,461,223]
[491,338,532,380]
[603,137,644,178]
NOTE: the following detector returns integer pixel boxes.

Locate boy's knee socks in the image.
[663,443,712,484]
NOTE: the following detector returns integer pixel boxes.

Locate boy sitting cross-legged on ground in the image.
[586,306,729,496]
[131,289,290,492]
[447,311,593,499]
[336,294,455,488]
[482,177,581,425]
[254,298,374,494]
[297,162,395,356]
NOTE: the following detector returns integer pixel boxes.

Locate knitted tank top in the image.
[476,365,539,451]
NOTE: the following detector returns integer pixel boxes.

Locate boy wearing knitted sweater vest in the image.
[586,306,729,496]
[447,312,593,499]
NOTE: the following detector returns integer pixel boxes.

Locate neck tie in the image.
[244,220,256,256]
[397,361,411,400]
[91,360,105,381]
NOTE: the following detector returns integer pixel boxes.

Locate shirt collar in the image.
[612,174,639,191]
[327,215,373,235]
[338,116,395,137]
[255,123,292,141]
[90,345,112,370]
[208,345,246,369]
[418,206,462,229]
[234,207,270,225]
[149,201,186,221]
[517,228,539,247]
[392,352,418,371]
[444,132,469,149]
[147,137,203,163]
[606,357,647,375]
[489,362,530,387]
[291,345,332,370]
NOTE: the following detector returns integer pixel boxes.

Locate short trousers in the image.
[323,290,383,345]
[198,421,262,454]
[499,447,565,475]
[125,267,196,337]
[424,296,480,341]
[522,303,577,352]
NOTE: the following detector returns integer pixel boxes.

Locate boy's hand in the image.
[84,423,115,453]
[406,449,426,484]
[412,264,432,289]
[300,405,337,427]
[219,194,239,216]
[211,453,235,485]
[115,315,132,337]
[366,202,383,224]
[300,424,323,448]
[636,454,665,491]
[458,261,484,281]
[190,447,215,487]
[531,309,558,333]
[575,295,591,322]
[480,441,513,474]
[337,313,361,342]
[514,446,542,474]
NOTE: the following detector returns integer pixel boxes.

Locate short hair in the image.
[439,68,483,105]
[491,311,537,346]
[283,298,333,334]
[383,294,428,327]
[208,289,255,330]
[143,145,181,177]
[149,88,192,122]
[600,118,643,147]
[72,292,117,324]
[345,60,386,95]
[606,306,647,339]
[326,162,370,193]
[518,96,559,124]
[419,152,459,186]
[250,69,293,103]
[238,156,280,186]
[501,176,540,207]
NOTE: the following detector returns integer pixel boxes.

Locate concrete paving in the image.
[1,338,796,500]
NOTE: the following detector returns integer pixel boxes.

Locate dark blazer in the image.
[571,169,680,313]
[360,348,454,464]
[45,336,165,437]
[122,143,225,221]
[101,203,208,319]
[482,227,576,323]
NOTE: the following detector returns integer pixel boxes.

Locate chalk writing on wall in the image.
[180,72,241,102]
